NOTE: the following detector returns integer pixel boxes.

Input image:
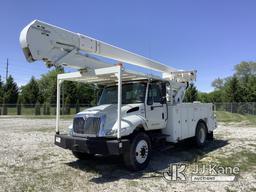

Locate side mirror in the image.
[160,96,166,104]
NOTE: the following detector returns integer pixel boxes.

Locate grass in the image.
[216,111,256,125]
[213,150,256,172]
[196,149,256,178]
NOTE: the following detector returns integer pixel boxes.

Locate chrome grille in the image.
[73,116,101,135]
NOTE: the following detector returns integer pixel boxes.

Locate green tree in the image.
[21,76,40,105]
[207,90,224,103]
[184,83,198,102]
[211,78,224,90]
[75,83,94,105]
[224,76,243,102]
[4,75,19,104]
[198,92,210,103]
[236,62,256,102]
[63,81,78,104]
[36,67,96,106]
[235,61,256,78]
[245,76,256,102]
[38,68,64,104]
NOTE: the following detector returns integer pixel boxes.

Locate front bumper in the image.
[54,134,130,155]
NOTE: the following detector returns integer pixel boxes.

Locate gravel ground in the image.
[0,117,256,192]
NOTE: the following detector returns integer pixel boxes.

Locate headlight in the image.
[105,129,117,136]
[105,127,128,136]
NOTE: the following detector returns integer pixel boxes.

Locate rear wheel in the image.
[123,132,151,171]
[72,151,94,160]
[195,122,207,147]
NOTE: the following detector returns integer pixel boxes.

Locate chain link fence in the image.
[214,102,256,115]
[0,102,255,116]
[0,104,91,116]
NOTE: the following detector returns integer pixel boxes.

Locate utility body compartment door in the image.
[163,103,216,143]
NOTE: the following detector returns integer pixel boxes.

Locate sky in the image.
[0,0,256,92]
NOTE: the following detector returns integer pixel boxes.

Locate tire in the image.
[123,132,151,171]
[72,151,94,160]
[195,121,207,148]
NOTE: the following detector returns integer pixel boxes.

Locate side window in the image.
[147,82,162,104]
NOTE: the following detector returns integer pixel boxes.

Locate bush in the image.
[35,102,41,115]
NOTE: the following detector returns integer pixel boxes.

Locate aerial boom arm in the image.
[20,20,196,81]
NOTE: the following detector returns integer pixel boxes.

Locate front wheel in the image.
[123,132,151,171]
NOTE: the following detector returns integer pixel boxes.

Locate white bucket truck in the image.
[20,20,217,170]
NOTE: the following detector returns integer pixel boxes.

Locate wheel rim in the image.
[199,126,206,143]
[135,140,149,164]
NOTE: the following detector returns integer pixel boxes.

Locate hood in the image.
[77,104,142,116]
[73,103,145,136]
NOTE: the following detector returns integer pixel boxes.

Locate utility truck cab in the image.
[72,80,167,137]
[20,20,217,170]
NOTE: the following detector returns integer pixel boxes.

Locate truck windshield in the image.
[98,83,147,105]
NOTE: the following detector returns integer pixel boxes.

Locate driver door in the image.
[145,82,167,130]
